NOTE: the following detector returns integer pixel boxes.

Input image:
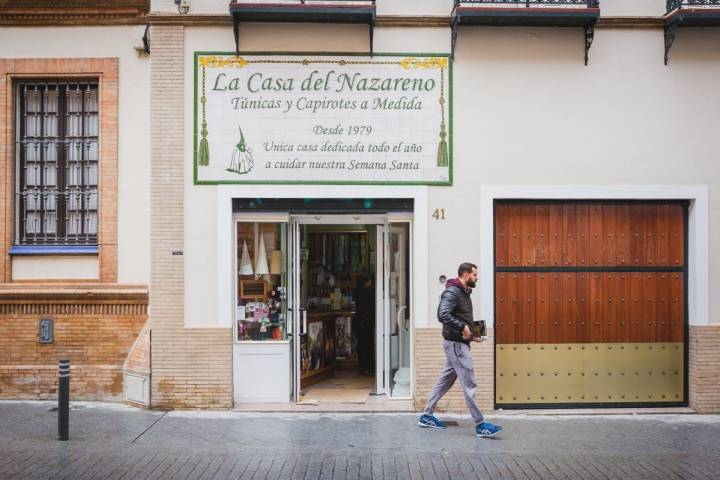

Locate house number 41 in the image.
[432,208,446,220]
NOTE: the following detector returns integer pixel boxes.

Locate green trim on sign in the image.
[192,51,454,186]
[449,56,454,186]
[193,52,199,185]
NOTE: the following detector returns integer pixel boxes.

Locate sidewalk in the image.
[2,400,720,479]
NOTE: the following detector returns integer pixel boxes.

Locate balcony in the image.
[451,1,601,64]
[664,1,720,64]
[229,1,376,54]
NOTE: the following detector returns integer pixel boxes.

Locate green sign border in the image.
[193,51,453,186]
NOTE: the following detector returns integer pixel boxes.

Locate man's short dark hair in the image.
[458,262,477,276]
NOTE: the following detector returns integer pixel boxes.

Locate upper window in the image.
[15,80,99,246]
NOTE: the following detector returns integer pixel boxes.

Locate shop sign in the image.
[194,52,452,185]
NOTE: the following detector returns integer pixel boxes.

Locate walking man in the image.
[418,262,503,438]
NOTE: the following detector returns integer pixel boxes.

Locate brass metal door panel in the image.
[496,343,684,405]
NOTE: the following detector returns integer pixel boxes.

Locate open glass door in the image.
[386,219,412,398]
[290,220,308,402]
[375,225,386,395]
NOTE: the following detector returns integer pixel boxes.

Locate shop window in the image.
[14,80,99,246]
[235,222,287,342]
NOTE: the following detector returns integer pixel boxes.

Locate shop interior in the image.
[298,224,378,405]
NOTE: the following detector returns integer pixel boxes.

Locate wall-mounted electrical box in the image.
[39,318,54,344]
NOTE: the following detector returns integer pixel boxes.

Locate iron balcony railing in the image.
[456,0,599,7]
[300,0,374,3]
[667,0,720,11]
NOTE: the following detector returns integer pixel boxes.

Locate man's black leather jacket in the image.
[437,282,474,344]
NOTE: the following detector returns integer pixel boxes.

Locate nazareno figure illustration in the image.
[227,126,254,175]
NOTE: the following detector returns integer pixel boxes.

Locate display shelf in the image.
[307,310,354,317]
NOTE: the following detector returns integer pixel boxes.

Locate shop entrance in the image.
[232,208,412,407]
[290,215,412,405]
[294,220,380,404]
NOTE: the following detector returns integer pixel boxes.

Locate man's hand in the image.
[462,325,471,340]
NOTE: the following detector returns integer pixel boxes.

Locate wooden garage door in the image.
[494,202,687,407]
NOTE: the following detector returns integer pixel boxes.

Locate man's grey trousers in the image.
[422,339,485,425]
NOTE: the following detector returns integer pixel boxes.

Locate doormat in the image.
[301,388,370,404]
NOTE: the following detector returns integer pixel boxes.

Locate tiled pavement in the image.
[2,401,720,479]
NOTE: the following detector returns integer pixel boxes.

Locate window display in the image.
[235,222,287,342]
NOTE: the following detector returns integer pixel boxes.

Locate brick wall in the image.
[414,327,494,413]
[0,286,147,400]
[689,324,720,413]
[150,24,233,410]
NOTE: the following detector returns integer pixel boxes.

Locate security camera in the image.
[175,0,191,14]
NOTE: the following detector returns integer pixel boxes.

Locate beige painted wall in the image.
[0,27,151,285]
[152,0,225,14]
[12,256,99,280]
[152,0,670,17]
[182,23,719,330]
[152,0,448,16]
[435,26,720,324]
[602,0,666,17]
[377,0,449,16]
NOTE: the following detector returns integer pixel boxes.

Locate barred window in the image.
[15,80,99,245]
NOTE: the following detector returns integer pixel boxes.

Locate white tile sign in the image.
[194,53,452,185]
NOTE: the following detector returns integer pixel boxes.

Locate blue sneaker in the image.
[476,422,503,438]
[418,414,447,429]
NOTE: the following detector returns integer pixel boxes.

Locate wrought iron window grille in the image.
[452,0,601,64]
[14,81,99,246]
[664,0,720,64]
[229,0,376,55]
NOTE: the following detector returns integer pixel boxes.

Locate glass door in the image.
[375,225,386,395]
[290,220,308,402]
[386,220,412,398]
